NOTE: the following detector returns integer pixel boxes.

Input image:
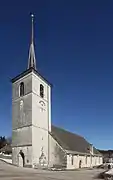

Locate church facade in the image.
[11,15,103,169]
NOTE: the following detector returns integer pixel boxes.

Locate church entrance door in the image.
[79,160,82,168]
[18,150,25,167]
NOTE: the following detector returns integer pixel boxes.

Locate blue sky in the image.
[0,0,113,150]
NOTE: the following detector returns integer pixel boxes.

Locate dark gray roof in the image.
[11,67,52,87]
[0,144,12,153]
[51,125,101,155]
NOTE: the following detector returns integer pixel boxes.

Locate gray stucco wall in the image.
[12,73,33,147]
[12,73,33,130]
[12,74,32,100]
[12,71,51,168]
[12,146,32,166]
[12,94,32,130]
[49,134,67,168]
[67,154,103,169]
[12,73,33,167]
[12,126,32,147]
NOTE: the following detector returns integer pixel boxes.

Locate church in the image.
[11,15,103,169]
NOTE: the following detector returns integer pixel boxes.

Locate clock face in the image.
[39,101,46,112]
[39,101,45,107]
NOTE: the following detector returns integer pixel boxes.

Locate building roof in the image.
[11,67,52,87]
[0,144,12,153]
[98,150,113,153]
[51,125,101,155]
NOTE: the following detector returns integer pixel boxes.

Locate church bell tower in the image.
[12,14,51,167]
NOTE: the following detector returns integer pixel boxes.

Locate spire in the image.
[28,14,36,70]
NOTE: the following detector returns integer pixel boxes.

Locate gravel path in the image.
[0,160,104,180]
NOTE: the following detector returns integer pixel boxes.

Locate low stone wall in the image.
[0,153,12,159]
[0,158,12,164]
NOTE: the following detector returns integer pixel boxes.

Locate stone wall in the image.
[67,154,103,169]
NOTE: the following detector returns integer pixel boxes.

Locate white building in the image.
[11,15,103,169]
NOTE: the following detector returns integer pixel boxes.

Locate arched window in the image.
[40,84,44,98]
[20,82,24,97]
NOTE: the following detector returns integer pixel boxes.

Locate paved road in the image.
[0,160,104,180]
